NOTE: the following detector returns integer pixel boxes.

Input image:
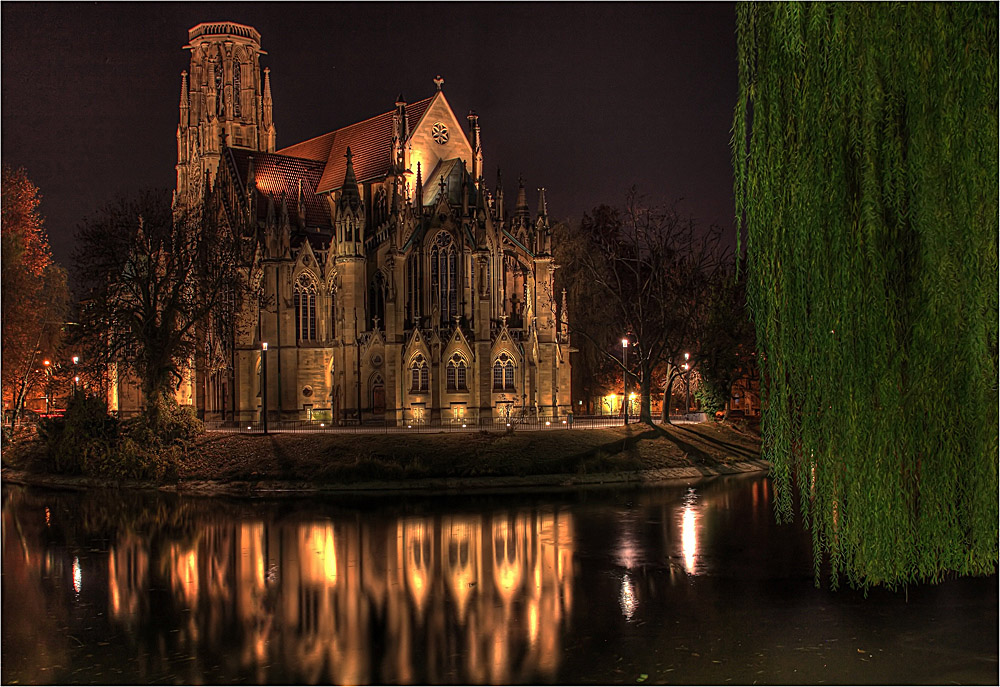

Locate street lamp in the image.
[621,338,629,425]
[72,356,79,396]
[261,342,269,435]
[43,359,52,415]
[684,352,691,416]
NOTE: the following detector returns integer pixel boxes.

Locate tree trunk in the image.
[660,367,676,424]
[639,361,653,424]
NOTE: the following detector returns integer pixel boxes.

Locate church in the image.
[172,21,572,425]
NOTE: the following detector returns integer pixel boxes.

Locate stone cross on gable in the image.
[438,174,448,197]
[500,313,508,327]
[433,75,444,91]
[373,316,381,331]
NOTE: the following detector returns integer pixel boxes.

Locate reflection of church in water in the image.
[174,21,572,423]
[108,508,575,683]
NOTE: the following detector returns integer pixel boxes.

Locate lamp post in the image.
[72,356,79,396]
[42,359,52,415]
[261,342,268,435]
[684,352,691,417]
[621,338,629,425]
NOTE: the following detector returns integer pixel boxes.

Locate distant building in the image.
[168,21,572,424]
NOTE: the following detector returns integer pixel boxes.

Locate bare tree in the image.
[72,190,255,427]
[566,191,726,424]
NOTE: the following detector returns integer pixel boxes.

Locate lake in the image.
[2,474,996,684]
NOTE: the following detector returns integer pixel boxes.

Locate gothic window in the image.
[329,288,338,339]
[406,250,422,325]
[368,271,386,331]
[430,232,457,324]
[233,61,241,117]
[215,60,224,116]
[446,353,468,391]
[493,353,515,391]
[410,354,429,393]
[294,273,317,341]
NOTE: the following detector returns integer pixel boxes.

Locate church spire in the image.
[495,167,505,223]
[339,147,361,210]
[179,71,189,124]
[414,161,423,207]
[536,186,548,219]
[514,174,530,222]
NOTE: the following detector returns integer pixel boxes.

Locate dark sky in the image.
[2,2,738,268]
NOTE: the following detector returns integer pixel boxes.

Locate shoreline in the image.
[1,457,771,499]
[2,422,767,499]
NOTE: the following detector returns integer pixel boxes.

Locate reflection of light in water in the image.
[72,556,82,594]
[682,489,699,574]
[45,507,50,527]
[619,574,637,619]
[615,521,639,570]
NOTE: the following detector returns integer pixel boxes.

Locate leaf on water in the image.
[637,674,648,683]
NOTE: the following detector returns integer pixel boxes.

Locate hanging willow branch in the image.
[734,3,998,589]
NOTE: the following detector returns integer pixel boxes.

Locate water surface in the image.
[2,475,996,684]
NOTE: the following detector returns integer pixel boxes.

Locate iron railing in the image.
[204,414,627,434]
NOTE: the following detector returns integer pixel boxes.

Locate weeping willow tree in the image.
[734,4,998,589]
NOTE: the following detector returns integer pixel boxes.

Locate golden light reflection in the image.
[619,574,637,620]
[682,489,699,574]
[72,556,81,595]
[113,506,574,684]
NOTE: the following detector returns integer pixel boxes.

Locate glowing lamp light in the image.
[562,420,567,424]
[545,421,551,426]
[506,423,511,427]
[247,426,252,430]
[462,423,467,428]
[43,359,51,366]
[320,423,325,428]
[261,342,268,351]
[72,356,79,364]
[74,376,80,383]
[621,338,628,348]
[629,393,637,400]
[408,424,412,429]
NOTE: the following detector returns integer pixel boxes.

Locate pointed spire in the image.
[415,161,423,207]
[495,167,505,222]
[536,187,548,219]
[247,156,256,194]
[515,174,530,221]
[266,193,276,225]
[339,146,361,209]
[262,67,273,128]
[560,287,569,337]
[179,71,189,111]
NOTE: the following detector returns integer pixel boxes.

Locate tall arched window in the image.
[430,232,457,324]
[493,353,515,390]
[406,249,422,326]
[410,354,429,392]
[233,60,242,117]
[215,60,224,116]
[294,273,317,341]
[368,271,386,331]
[447,353,468,391]
[329,286,338,339]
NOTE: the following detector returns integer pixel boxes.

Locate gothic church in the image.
[174,22,572,425]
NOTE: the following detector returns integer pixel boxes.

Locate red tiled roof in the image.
[226,148,332,227]
[277,96,434,194]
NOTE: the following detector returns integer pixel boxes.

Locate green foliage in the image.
[39,395,202,482]
[735,4,998,588]
[693,383,726,417]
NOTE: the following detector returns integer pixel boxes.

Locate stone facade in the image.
[174,22,571,424]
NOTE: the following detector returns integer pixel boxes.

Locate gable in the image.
[407,92,473,189]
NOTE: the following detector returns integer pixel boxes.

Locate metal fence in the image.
[204,414,627,435]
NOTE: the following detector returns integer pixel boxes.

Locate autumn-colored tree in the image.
[2,166,70,422]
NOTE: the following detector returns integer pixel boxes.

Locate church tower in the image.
[175,22,276,209]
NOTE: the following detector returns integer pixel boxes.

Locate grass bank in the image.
[3,422,763,491]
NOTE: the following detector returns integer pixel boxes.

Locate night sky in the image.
[2,3,738,270]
